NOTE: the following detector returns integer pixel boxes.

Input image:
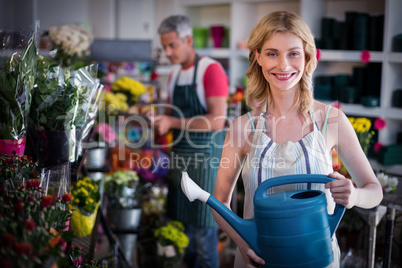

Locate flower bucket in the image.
[0,137,26,156]
[37,130,70,167]
[85,146,108,169]
[108,208,142,232]
[116,233,138,266]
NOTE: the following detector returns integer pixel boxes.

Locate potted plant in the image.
[104,169,145,265]
[104,170,145,230]
[154,220,189,268]
[27,55,104,168]
[0,34,37,156]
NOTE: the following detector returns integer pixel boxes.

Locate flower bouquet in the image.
[27,55,105,167]
[154,220,189,268]
[0,153,72,268]
[48,24,93,68]
[111,76,147,107]
[104,170,144,209]
[347,117,386,155]
[0,32,37,156]
[376,171,399,193]
[69,177,100,237]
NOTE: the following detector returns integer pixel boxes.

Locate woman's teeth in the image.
[276,73,292,78]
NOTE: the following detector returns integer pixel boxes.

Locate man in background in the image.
[154,15,229,268]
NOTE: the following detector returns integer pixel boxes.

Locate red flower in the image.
[24,219,35,232]
[62,193,71,203]
[374,142,385,153]
[0,259,13,268]
[15,198,24,213]
[14,242,33,255]
[374,118,386,130]
[26,179,41,189]
[41,195,54,209]
[2,233,14,246]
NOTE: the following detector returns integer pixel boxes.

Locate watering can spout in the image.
[181,171,211,203]
[181,172,260,255]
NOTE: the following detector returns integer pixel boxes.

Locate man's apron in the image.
[166,55,222,227]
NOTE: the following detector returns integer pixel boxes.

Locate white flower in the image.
[49,24,93,57]
[377,172,389,187]
[377,172,399,193]
[388,177,399,188]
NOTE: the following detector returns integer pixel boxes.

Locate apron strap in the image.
[174,54,200,88]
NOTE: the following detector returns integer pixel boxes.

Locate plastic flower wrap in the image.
[0,32,37,155]
[28,57,105,166]
[49,24,93,68]
[376,171,399,193]
[154,220,189,268]
[69,177,100,237]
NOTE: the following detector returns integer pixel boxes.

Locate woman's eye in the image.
[267,52,277,57]
[290,52,300,57]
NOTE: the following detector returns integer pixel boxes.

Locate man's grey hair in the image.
[158,15,193,39]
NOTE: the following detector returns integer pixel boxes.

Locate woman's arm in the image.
[325,108,383,209]
[212,114,265,267]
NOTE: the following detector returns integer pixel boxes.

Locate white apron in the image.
[234,106,340,268]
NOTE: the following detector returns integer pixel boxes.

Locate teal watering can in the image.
[181,172,345,267]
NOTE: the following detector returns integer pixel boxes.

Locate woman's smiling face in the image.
[255,31,305,93]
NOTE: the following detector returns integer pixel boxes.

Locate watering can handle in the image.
[254,174,346,237]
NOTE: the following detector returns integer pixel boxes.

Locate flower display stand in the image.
[71,206,101,265]
[108,208,142,266]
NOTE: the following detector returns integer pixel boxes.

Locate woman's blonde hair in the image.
[245,11,317,115]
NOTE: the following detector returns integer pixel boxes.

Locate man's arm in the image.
[153,96,227,135]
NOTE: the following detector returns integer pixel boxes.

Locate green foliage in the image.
[0,36,37,139]
[30,56,88,131]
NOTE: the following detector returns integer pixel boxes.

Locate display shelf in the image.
[369,158,402,176]
[155,0,402,146]
[181,0,231,6]
[384,108,402,120]
[388,52,402,63]
[319,50,384,63]
[339,103,383,118]
[195,48,231,58]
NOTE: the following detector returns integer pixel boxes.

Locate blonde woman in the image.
[212,11,383,268]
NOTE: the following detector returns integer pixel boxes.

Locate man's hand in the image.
[153,115,176,136]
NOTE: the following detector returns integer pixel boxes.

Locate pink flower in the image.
[73,257,83,267]
[374,118,386,130]
[332,101,342,110]
[374,142,385,153]
[94,123,119,144]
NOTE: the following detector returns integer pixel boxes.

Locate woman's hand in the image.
[239,244,265,268]
[325,172,358,209]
